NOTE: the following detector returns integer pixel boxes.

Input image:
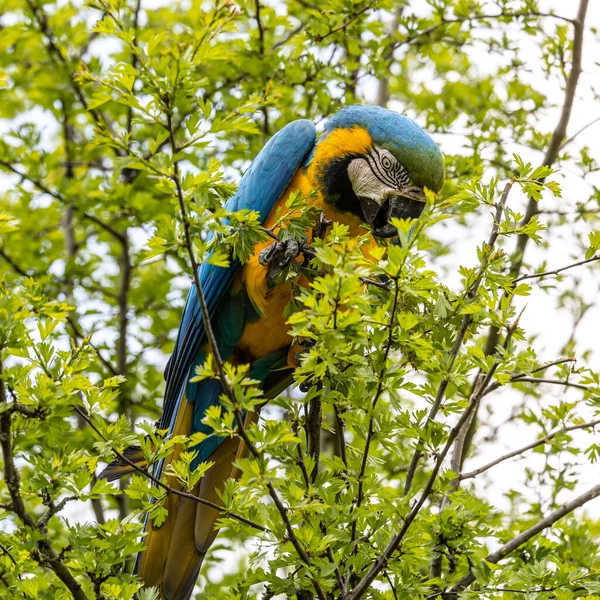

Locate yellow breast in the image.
[238,127,379,361]
[237,169,311,359]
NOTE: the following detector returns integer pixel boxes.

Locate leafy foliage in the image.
[1,0,600,599]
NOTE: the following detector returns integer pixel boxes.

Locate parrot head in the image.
[311,105,444,237]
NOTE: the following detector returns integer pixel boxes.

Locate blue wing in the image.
[159,119,316,433]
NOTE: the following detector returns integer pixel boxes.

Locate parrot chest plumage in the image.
[237,160,376,362]
[236,169,311,360]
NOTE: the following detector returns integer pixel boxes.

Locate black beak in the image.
[359,192,426,237]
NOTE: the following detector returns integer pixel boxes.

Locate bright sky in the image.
[437,0,600,508]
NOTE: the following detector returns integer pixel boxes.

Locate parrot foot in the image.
[258,238,307,288]
[312,211,333,240]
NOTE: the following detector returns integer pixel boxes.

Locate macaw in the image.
[105,105,444,599]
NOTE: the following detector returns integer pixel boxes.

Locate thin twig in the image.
[403,181,513,495]
[384,570,398,600]
[392,11,575,53]
[497,376,591,392]
[430,316,521,580]
[254,0,265,54]
[449,316,521,479]
[126,0,142,137]
[513,254,600,283]
[0,248,30,277]
[531,357,576,373]
[65,316,119,377]
[315,0,379,42]
[479,359,581,398]
[306,386,322,484]
[360,277,391,291]
[0,543,18,569]
[24,0,119,145]
[272,22,304,50]
[376,6,404,107]
[559,115,600,150]
[453,0,590,460]
[116,238,131,384]
[0,161,126,243]
[510,0,588,278]
[73,405,267,532]
[351,274,400,543]
[334,405,348,471]
[293,418,346,593]
[460,418,600,481]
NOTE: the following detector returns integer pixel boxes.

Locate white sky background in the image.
[422,0,600,513]
[1,0,600,594]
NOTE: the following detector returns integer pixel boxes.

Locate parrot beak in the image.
[359,189,426,237]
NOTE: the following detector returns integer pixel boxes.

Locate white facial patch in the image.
[347,158,398,206]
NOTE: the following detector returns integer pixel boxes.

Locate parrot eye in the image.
[370,149,410,188]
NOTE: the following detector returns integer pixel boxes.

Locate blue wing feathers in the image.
[160,120,316,439]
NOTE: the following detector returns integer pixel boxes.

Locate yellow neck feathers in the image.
[306,126,373,184]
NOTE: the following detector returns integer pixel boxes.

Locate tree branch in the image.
[513,254,600,283]
[0,160,127,243]
[166,110,328,600]
[347,315,520,599]
[351,273,400,543]
[305,387,322,484]
[65,315,119,377]
[403,181,513,495]
[559,115,600,150]
[314,0,378,42]
[0,356,90,600]
[73,405,267,532]
[116,238,132,382]
[441,482,600,598]
[345,359,500,599]
[460,418,600,481]
[392,11,575,53]
[459,0,589,469]
[0,248,30,278]
[24,0,120,145]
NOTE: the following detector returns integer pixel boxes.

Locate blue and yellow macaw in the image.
[106,105,443,599]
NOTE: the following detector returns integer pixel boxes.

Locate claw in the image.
[282,239,300,265]
[258,242,279,266]
[259,238,307,289]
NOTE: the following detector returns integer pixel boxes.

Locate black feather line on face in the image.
[319,154,364,218]
[366,153,396,189]
[370,147,410,188]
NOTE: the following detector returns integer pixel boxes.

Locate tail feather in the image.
[161,435,244,600]
[136,397,194,596]
[136,486,183,592]
[195,432,247,553]
[99,446,148,481]
[159,493,202,600]
[134,400,253,600]
[101,384,273,598]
